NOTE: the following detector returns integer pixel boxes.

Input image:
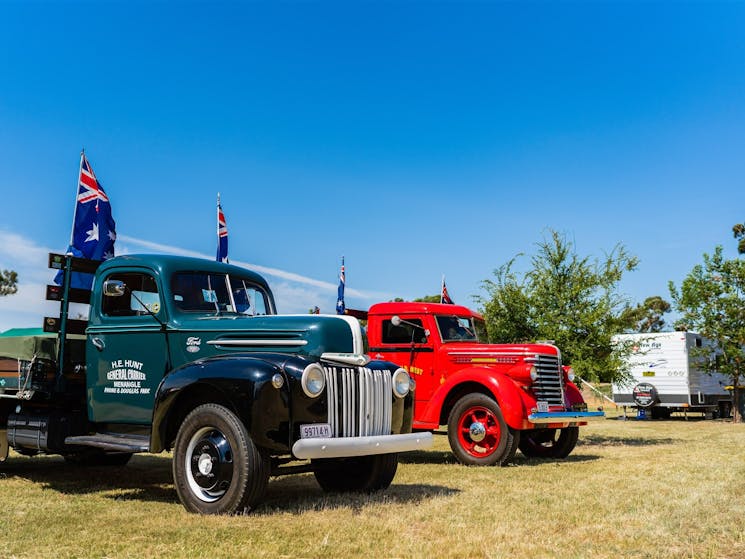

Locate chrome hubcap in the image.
[469,421,486,442]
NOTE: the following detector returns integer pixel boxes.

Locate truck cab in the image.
[0,254,431,514]
[366,302,603,466]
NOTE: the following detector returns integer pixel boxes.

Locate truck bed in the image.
[0,333,85,394]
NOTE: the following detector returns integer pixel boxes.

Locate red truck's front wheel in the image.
[447,394,511,466]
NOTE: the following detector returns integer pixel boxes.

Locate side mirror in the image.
[391,315,402,327]
[103,279,126,297]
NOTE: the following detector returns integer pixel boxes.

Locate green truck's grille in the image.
[322,366,392,438]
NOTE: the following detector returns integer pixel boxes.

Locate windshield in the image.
[171,272,272,315]
[436,315,482,342]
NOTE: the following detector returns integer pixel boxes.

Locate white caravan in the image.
[612,332,732,418]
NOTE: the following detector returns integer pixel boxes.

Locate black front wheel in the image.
[518,427,579,459]
[173,403,269,514]
[313,453,398,493]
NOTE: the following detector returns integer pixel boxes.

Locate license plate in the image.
[300,423,332,439]
[536,400,549,413]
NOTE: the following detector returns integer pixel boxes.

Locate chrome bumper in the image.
[528,411,605,424]
[292,432,433,460]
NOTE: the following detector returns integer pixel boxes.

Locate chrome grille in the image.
[322,365,392,437]
[531,354,565,406]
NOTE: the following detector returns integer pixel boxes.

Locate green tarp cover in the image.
[0,334,60,363]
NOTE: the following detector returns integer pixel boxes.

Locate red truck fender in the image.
[564,380,585,407]
[416,366,528,430]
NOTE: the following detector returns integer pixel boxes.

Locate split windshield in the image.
[171,272,271,315]
[436,315,487,342]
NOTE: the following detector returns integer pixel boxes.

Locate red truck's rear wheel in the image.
[518,426,579,459]
[447,394,510,466]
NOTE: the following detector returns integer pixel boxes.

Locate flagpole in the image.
[67,149,85,249]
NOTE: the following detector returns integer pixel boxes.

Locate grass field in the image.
[2,416,745,559]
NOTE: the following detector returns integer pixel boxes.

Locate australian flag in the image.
[55,152,116,289]
[441,276,454,304]
[216,194,229,263]
[336,257,345,315]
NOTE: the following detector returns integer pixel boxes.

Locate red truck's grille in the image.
[322,366,392,438]
[531,354,565,406]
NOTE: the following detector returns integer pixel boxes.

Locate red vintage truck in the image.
[366,302,604,466]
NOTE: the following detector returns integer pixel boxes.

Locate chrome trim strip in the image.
[206,339,308,347]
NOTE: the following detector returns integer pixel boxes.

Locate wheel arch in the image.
[151,356,290,453]
[425,368,527,429]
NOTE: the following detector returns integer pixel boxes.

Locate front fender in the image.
[150,355,290,453]
[417,367,528,430]
[564,380,585,407]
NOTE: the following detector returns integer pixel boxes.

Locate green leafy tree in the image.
[413,294,442,303]
[619,295,672,333]
[478,230,640,382]
[669,244,745,422]
[0,269,18,297]
[734,222,745,255]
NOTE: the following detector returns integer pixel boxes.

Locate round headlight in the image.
[529,365,538,382]
[392,368,411,398]
[301,364,326,398]
[565,367,576,382]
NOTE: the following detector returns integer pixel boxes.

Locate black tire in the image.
[519,427,579,459]
[313,453,398,493]
[64,451,133,466]
[447,393,510,466]
[500,427,521,466]
[173,403,269,515]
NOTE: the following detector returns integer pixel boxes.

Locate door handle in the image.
[91,337,105,351]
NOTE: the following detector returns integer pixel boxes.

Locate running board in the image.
[65,433,150,453]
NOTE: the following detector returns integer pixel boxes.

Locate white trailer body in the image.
[612,332,731,415]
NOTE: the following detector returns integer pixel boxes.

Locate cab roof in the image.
[368,301,483,319]
[96,254,271,290]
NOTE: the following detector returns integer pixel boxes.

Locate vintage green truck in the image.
[0,253,431,514]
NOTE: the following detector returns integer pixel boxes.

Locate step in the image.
[65,432,150,453]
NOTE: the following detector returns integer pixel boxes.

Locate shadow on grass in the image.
[1,453,176,504]
[1,452,458,514]
[399,448,602,467]
[577,434,678,446]
[399,449,459,465]
[258,476,459,516]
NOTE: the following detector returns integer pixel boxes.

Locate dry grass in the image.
[2,418,745,558]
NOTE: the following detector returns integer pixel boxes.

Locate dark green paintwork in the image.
[84,254,357,424]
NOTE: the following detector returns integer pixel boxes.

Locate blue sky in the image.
[1,1,744,331]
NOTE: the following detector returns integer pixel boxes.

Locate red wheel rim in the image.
[456,405,502,458]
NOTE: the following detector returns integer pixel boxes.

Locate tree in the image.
[478,230,642,383]
[669,244,745,422]
[413,294,442,303]
[619,295,672,333]
[0,269,18,297]
[734,222,745,255]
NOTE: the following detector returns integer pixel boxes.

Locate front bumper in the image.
[292,432,433,460]
[527,410,605,424]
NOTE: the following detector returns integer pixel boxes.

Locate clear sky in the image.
[1,1,744,332]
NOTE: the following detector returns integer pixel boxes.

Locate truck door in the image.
[87,269,168,425]
[370,317,437,403]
